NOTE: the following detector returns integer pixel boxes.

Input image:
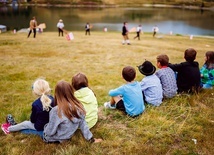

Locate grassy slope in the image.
[0,31,213,155]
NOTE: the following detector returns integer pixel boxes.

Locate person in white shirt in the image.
[153,25,159,37]
[85,23,90,35]
[57,19,64,37]
[134,25,142,40]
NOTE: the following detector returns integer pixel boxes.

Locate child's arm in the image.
[79,118,93,140]
[44,108,60,136]
[168,63,183,72]
[140,80,147,91]
[109,86,124,97]
[30,104,37,123]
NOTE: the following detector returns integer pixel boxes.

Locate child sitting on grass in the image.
[200,51,214,89]
[138,60,163,106]
[168,48,201,93]
[71,72,98,129]
[43,80,102,143]
[1,78,54,137]
[156,54,177,98]
[104,66,145,118]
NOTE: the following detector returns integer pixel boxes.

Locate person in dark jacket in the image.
[122,22,130,45]
[85,22,90,35]
[168,48,201,94]
[1,78,54,136]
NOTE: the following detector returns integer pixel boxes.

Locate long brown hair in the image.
[205,51,214,68]
[54,80,86,120]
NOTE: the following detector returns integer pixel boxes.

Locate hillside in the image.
[0,31,213,155]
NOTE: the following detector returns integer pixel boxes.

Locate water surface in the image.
[0,6,213,36]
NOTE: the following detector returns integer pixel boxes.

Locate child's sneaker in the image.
[1,123,11,134]
[6,114,17,125]
[104,102,116,109]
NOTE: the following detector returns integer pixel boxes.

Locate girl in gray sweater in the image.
[43,80,102,143]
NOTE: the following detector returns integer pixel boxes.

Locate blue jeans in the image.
[202,83,213,89]
[21,129,43,138]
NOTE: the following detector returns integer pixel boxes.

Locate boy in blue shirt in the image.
[104,66,145,117]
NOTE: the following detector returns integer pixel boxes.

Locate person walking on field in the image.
[122,22,130,45]
[134,24,142,40]
[28,16,37,38]
[85,23,90,35]
[57,19,64,37]
[153,25,159,37]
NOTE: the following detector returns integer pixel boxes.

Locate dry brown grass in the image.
[0,31,213,155]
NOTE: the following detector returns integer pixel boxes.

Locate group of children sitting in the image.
[1,73,102,143]
[104,48,214,117]
[1,48,214,144]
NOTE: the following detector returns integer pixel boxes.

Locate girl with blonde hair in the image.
[43,80,102,143]
[1,78,54,136]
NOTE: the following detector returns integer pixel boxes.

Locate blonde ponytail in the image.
[33,78,52,111]
[40,93,52,111]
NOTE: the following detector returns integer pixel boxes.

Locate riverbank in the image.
[1,0,214,10]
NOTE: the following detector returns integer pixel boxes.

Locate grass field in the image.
[0,31,213,155]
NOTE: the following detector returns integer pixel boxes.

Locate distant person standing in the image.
[134,24,142,40]
[27,16,37,38]
[153,25,159,37]
[85,23,90,35]
[122,22,130,45]
[57,19,64,37]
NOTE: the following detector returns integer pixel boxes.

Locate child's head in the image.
[205,51,214,65]
[54,80,85,119]
[138,60,156,76]
[32,78,52,111]
[122,66,136,82]
[156,54,169,68]
[71,73,88,91]
[184,48,197,62]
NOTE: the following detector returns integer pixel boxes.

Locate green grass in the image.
[0,31,213,155]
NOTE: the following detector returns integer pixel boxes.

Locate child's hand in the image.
[94,138,103,143]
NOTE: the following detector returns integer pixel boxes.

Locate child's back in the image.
[104,66,145,117]
[156,54,177,98]
[72,73,98,129]
[109,80,145,116]
[138,61,163,106]
[168,48,201,93]
[74,87,98,128]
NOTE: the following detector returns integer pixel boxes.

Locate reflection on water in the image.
[0,6,213,36]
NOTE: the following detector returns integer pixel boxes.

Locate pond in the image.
[0,6,214,36]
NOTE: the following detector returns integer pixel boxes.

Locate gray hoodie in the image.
[43,106,93,143]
